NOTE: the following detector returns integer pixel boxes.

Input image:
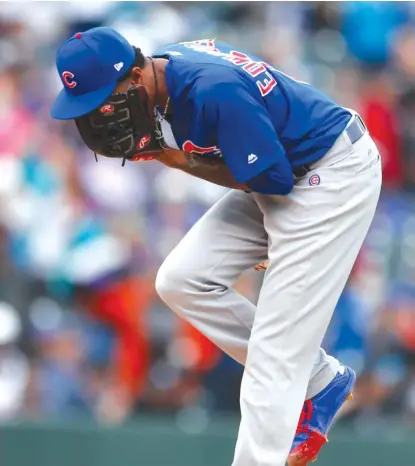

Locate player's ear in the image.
[130,66,143,86]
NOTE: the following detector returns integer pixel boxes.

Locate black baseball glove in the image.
[75,86,165,163]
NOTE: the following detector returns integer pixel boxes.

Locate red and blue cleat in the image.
[288,365,356,466]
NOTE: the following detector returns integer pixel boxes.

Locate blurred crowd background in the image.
[1,1,415,435]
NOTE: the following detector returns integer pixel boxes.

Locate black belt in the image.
[292,115,367,179]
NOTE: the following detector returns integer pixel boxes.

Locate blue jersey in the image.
[153,40,351,185]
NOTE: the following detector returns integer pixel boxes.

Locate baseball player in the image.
[51,27,382,466]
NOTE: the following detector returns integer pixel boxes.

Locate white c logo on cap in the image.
[62,71,77,89]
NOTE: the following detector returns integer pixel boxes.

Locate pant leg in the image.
[156,189,339,397]
[232,132,382,466]
[156,190,267,363]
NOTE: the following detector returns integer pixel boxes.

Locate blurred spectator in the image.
[359,72,403,189]
[0,302,29,420]
[28,307,91,417]
[340,2,411,65]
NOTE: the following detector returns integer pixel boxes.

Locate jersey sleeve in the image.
[207,80,293,185]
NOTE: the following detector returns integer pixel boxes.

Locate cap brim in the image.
[50,82,117,120]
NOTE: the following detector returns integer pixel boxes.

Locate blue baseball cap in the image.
[50,27,135,120]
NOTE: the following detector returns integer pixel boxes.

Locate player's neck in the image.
[151,58,170,110]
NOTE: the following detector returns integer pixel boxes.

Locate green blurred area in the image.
[1,417,414,466]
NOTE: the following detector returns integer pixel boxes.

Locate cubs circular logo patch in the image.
[137,134,151,150]
[309,174,320,186]
[100,104,115,114]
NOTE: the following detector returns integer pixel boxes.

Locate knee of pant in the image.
[156,257,224,310]
[155,259,187,306]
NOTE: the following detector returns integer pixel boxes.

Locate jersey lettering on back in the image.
[181,40,277,97]
[153,39,352,183]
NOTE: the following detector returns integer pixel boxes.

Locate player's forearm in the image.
[177,157,247,190]
[158,149,248,190]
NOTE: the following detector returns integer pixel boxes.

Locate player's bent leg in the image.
[156,189,345,410]
[155,190,268,364]
[232,133,381,466]
[155,190,340,397]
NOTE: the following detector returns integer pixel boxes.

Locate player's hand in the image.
[254,259,269,271]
